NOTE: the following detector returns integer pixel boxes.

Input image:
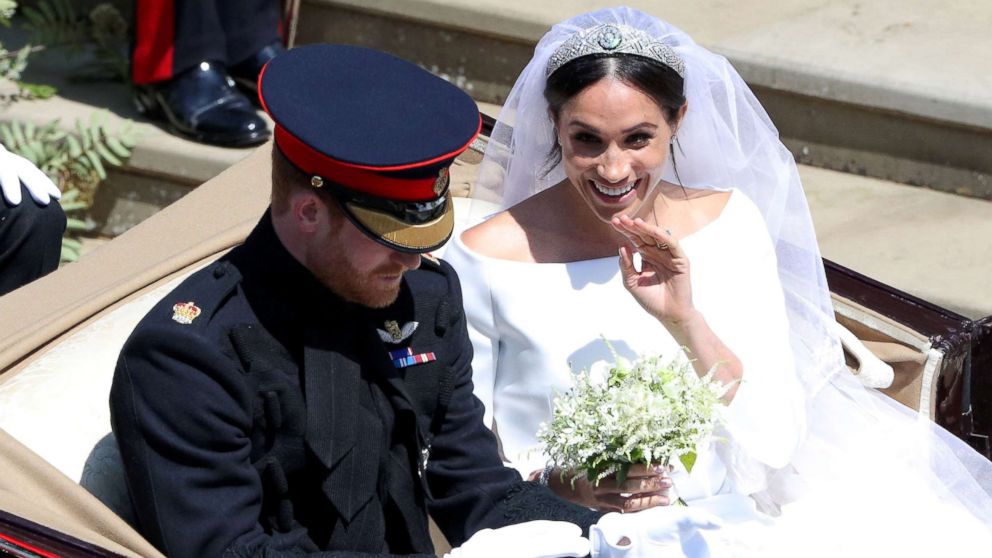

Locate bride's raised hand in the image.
[612,215,696,326]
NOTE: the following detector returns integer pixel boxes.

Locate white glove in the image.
[0,143,61,206]
[590,506,723,558]
[445,520,590,558]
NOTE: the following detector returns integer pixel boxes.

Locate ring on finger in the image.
[656,242,669,250]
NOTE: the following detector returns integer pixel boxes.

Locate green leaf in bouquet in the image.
[614,462,631,486]
[679,451,697,473]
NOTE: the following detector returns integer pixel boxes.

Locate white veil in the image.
[473,6,992,550]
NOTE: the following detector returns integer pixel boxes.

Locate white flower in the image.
[538,340,730,484]
[588,360,611,386]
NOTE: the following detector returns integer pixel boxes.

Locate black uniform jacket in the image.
[110,212,600,558]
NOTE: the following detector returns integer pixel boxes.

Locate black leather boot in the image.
[134,61,270,147]
[230,42,287,98]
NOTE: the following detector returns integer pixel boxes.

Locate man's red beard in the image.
[312,258,409,308]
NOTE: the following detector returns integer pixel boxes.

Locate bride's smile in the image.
[588,176,640,202]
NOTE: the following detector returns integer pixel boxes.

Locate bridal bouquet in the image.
[538,343,731,485]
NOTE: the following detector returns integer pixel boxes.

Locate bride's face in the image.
[556,78,675,223]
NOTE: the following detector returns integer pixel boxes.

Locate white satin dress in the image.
[443,189,805,502]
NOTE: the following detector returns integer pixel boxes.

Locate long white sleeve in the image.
[691,195,805,487]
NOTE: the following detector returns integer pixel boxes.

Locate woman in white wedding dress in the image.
[443,6,992,556]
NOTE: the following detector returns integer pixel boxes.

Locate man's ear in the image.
[293,192,326,234]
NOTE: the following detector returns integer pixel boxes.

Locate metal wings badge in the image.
[377,320,418,344]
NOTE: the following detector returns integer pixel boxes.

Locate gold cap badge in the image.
[433,168,449,196]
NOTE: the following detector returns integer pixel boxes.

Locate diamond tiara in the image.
[545,23,685,78]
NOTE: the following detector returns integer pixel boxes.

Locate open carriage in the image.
[0,112,989,556]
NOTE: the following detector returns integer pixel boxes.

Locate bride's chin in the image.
[587,203,644,226]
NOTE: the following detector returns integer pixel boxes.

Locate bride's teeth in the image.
[593,180,635,197]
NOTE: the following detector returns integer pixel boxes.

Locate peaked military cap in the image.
[258,44,481,253]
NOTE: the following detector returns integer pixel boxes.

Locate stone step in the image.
[0,18,263,236]
[295,0,992,199]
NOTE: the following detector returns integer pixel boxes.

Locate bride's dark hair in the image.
[543,54,686,174]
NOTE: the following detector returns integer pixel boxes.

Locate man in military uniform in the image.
[110,44,608,557]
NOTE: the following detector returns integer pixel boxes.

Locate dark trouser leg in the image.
[132,0,281,85]
[132,0,226,85]
[0,185,67,296]
[218,0,282,68]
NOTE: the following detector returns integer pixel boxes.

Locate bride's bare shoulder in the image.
[460,209,530,260]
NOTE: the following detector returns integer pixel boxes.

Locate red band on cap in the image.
[274,127,448,201]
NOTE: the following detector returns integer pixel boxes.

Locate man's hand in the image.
[590,506,723,558]
[445,520,590,558]
[0,143,61,206]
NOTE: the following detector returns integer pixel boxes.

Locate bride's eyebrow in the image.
[567,120,658,133]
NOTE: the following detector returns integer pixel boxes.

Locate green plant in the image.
[0,0,48,102]
[20,0,86,47]
[22,0,129,83]
[0,113,139,262]
[1,1,138,263]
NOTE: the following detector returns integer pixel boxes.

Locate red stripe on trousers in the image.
[132,0,176,84]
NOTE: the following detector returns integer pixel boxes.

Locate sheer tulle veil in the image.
[472,5,992,546]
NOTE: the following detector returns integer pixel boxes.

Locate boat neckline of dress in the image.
[452,188,739,266]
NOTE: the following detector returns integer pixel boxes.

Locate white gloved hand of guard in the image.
[0,143,60,206]
[445,520,590,558]
[590,505,723,558]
